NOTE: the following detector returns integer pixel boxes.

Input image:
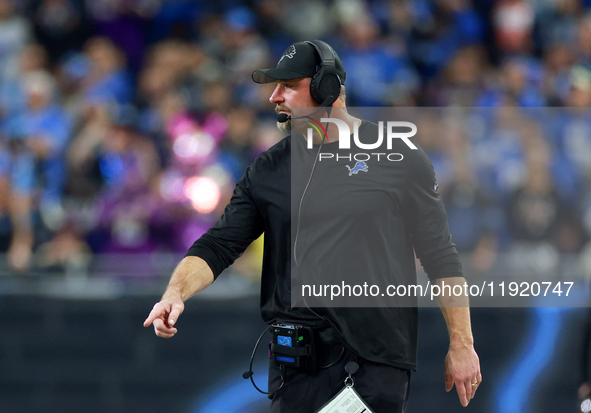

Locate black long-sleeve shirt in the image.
[187,120,462,370]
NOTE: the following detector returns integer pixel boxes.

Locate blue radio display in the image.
[277,336,292,347]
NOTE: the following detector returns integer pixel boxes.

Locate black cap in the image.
[252,41,346,85]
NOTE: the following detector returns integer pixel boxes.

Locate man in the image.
[144,41,481,412]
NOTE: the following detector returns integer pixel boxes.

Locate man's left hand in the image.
[444,342,481,407]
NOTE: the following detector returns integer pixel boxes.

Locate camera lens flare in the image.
[173,131,215,162]
[159,171,185,202]
[184,176,220,213]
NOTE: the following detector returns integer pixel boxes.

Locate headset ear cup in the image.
[319,73,341,105]
[306,40,342,106]
[310,69,324,105]
[310,70,341,106]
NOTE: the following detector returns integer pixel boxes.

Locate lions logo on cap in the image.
[278,45,296,64]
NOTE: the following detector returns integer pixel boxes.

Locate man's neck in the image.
[309,105,361,144]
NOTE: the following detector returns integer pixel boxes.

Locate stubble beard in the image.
[276,119,291,132]
[275,105,291,132]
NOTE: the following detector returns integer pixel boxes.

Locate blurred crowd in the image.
[1,0,591,277]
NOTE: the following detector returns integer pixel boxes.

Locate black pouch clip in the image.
[270,323,317,372]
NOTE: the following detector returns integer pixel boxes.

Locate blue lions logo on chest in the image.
[345,161,369,176]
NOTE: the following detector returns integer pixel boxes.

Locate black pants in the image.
[268,346,411,413]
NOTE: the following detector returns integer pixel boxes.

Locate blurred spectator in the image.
[138,39,206,111]
[425,45,489,106]
[542,45,575,105]
[198,6,272,107]
[81,37,133,108]
[85,0,163,72]
[506,136,574,273]
[29,0,88,64]
[508,138,563,242]
[381,0,414,37]
[578,13,591,63]
[94,110,161,254]
[218,105,259,180]
[493,0,536,56]
[536,0,581,51]
[64,105,109,209]
[254,0,293,58]
[1,70,72,270]
[407,0,484,78]
[567,63,591,107]
[553,65,591,198]
[144,0,202,43]
[0,42,49,118]
[282,0,333,40]
[439,114,501,253]
[476,56,546,107]
[339,10,419,106]
[0,0,33,84]
[220,6,270,81]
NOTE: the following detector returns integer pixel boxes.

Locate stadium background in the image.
[0,0,589,412]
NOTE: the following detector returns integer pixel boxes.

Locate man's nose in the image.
[269,84,284,104]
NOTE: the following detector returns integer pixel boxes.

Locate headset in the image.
[306,40,343,107]
[276,40,344,123]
